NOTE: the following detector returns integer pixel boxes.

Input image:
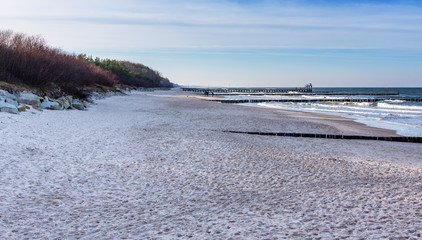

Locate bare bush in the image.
[0,30,116,98]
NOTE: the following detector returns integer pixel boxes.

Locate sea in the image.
[221,88,422,137]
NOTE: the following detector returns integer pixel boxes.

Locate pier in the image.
[182,83,313,93]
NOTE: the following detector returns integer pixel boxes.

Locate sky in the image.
[0,0,421,87]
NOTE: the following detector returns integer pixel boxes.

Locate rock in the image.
[104,92,115,97]
[18,93,42,107]
[0,100,18,114]
[91,92,103,99]
[41,97,60,110]
[4,97,18,107]
[85,97,95,104]
[72,99,85,110]
[17,104,27,112]
[57,96,72,110]
[66,95,73,103]
[0,90,18,100]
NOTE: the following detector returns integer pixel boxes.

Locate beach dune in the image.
[1,89,421,239]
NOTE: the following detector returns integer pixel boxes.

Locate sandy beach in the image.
[1,89,422,239]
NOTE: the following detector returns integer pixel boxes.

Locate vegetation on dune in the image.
[0,30,173,99]
[78,55,172,89]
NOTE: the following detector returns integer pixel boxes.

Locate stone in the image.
[17,104,27,112]
[72,99,85,110]
[18,93,42,107]
[85,97,95,104]
[91,92,103,99]
[57,96,72,110]
[0,90,18,100]
[4,97,18,107]
[0,100,18,114]
[41,97,60,110]
[104,92,115,97]
[66,95,73,103]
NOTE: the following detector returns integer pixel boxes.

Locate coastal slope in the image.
[1,89,421,239]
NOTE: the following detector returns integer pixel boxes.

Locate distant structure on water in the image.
[182,83,313,94]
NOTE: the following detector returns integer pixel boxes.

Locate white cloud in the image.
[1,0,421,51]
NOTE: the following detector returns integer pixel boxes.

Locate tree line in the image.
[78,55,172,88]
[0,30,172,98]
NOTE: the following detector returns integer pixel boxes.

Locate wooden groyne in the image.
[213,92,399,96]
[226,131,422,144]
[212,98,422,104]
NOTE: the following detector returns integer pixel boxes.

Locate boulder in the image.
[91,91,104,100]
[0,100,18,114]
[0,90,18,100]
[104,92,115,98]
[41,97,60,110]
[18,93,42,107]
[17,104,27,112]
[72,99,85,110]
[66,95,73,103]
[57,96,72,110]
[85,97,95,104]
[4,97,18,107]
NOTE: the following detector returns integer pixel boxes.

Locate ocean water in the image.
[225,88,422,137]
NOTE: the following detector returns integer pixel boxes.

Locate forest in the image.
[0,30,173,98]
[77,55,172,89]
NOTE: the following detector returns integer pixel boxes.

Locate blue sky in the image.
[1,0,421,87]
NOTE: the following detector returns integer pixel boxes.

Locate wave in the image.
[377,102,422,111]
[384,99,406,103]
[255,101,422,137]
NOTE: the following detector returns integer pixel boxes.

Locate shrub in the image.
[0,30,116,98]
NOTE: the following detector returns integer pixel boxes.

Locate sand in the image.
[1,89,422,239]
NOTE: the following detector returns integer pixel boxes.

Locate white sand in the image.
[1,89,422,239]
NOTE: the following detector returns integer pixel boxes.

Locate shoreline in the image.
[187,91,401,137]
[245,104,401,137]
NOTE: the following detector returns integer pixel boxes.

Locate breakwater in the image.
[211,98,422,104]
[213,92,399,96]
[226,131,422,143]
